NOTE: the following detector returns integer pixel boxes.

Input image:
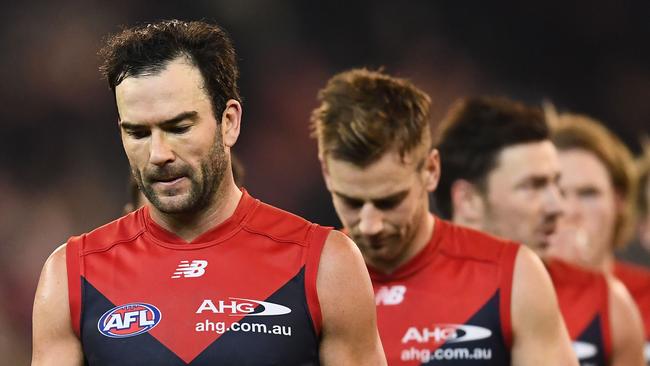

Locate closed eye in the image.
[166,125,191,134]
[341,197,364,209]
[125,128,150,139]
[372,192,408,210]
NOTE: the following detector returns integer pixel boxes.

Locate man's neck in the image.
[371,212,435,275]
[149,181,243,242]
[600,252,615,274]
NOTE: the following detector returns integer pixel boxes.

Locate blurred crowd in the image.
[1,1,649,363]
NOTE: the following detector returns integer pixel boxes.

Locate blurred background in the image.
[1,0,649,363]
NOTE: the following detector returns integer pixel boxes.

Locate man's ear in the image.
[451,179,486,225]
[319,153,333,191]
[422,149,441,192]
[221,99,242,148]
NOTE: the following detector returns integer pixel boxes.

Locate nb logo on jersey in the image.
[375,285,406,305]
[172,260,208,278]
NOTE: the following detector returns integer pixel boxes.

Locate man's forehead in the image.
[115,60,209,124]
[326,155,417,199]
[489,140,559,181]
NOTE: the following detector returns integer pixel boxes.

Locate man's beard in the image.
[132,134,228,215]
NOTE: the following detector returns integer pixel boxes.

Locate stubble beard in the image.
[132,133,228,215]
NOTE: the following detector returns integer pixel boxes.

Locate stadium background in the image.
[1,1,648,363]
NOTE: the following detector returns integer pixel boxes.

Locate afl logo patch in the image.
[97,303,162,338]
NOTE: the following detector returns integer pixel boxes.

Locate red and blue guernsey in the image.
[546,258,612,366]
[368,218,519,365]
[614,260,650,364]
[65,190,329,365]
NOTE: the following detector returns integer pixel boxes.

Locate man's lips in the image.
[151,176,186,186]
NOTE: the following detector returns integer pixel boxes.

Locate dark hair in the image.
[433,96,549,218]
[311,68,431,167]
[99,19,241,119]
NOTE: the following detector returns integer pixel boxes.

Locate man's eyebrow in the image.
[333,189,410,204]
[371,190,409,205]
[333,191,364,203]
[119,111,198,129]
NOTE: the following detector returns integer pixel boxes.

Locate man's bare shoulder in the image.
[40,243,68,281]
[318,230,367,284]
[32,243,83,366]
[317,230,386,365]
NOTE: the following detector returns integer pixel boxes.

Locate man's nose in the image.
[544,184,565,219]
[358,203,384,236]
[149,131,175,166]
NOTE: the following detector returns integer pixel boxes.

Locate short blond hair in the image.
[310,68,432,167]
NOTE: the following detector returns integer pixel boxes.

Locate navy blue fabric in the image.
[575,315,607,366]
[81,268,319,365]
[422,290,510,365]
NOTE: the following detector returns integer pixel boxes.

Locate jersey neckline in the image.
[140,188,258,249]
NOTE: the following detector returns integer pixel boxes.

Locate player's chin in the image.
[152,194,197,214]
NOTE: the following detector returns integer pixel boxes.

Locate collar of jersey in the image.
[368,215,444,282]
[141,188,257,249]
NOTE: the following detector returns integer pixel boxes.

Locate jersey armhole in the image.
[65,238,82,338]
[499,243,519,349]
[304,224,332,337]
[600,274,613,362]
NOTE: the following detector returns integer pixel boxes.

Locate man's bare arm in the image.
[510,247,578,366]
[317,230,387,366]
[608,275,645,366]
[32,244,83,366]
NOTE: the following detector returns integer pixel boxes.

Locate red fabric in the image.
[65,239,82,338]
[67,190,324,363]
[546,258,611,360]
[498,242,519,349]
[368,217,519,365]
[304,225,331,336]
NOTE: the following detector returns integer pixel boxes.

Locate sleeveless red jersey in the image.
[613,260,650,363]
[546,258,612,366]
[368,218,519,365]
[66,190,329,365]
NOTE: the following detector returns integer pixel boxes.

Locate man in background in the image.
[550,113,650,364]
[434,96,645,366]
[311,68,576,365]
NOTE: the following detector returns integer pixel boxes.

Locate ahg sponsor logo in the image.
[402,324,492,344]
[97,303,161,338]
[196,298,291,316]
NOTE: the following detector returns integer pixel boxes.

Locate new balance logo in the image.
[375,285,406,305]
[172,260,208,278]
